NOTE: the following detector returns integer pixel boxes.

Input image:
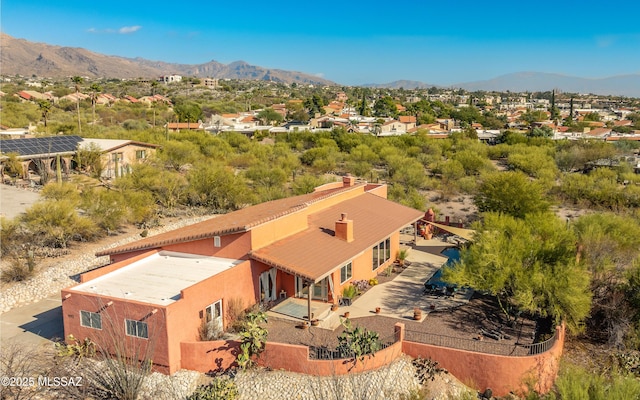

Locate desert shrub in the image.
[198,319,225,341]
[187,376,238,400]
[41,182,81,203]
[55,334,96,360]
[554,363,640,399]
[21,199,100,247]
[0,342,58,400]
[81,188,128,232]
[1,254,36,283]
[225,298,246,333]
[412,357,447,384]
[0,217,22,257]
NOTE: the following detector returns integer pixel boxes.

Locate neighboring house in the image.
[201,78,218,88]
[61,177,424,374]
[165,122,204,132]
[121,95,139,104]
[583,127,612,139]
[159,75,182,84]
[78,138,160,179]
[95,94,117,105]
[14,90,55,102]
[61,93,90,102]
[380,119,407,135]
[0,135,83,180]
[138,95,172,106]
[0,136,160,182]
[398,116,417,131]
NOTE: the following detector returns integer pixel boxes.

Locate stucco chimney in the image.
[335,212,354,242]
[342,174,355,187]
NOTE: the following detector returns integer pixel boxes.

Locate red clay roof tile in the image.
[250,193,423,282]
[96,184,363,257]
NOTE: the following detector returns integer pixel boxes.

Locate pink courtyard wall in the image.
[402,324,566,397]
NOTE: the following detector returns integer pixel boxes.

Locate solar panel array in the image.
[0,136,83,156]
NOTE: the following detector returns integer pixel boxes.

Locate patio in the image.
[265,238,538,354]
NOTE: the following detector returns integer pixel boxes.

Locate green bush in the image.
[342,284,359,299]
[21,200,100,248]
[554,363,640,399]
[187,377,238,400]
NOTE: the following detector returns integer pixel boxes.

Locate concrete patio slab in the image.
[307,239,473,330]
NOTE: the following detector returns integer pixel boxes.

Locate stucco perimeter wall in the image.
[259,340,404,376]
[402,325,566,397]
[181,326,403,376]
[180,340,241,373]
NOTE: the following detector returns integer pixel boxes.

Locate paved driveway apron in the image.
[0,294,64,346]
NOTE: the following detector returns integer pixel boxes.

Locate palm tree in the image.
[37,100,52,133]
[150,80,159,96]
[71,76,84,134]
[89,83,102,126]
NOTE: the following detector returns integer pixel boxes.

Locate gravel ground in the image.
[266,293,537,352]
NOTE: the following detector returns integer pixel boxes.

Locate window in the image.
[80,311,102,329]
[205,300,223,331]
[214,236,221,247]
[372,237,391,270]
[125,319,148,339]
[112,152,123,162]
[340,262,352,284]
[135,150,146,159]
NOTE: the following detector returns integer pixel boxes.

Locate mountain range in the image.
[367,72,640,98]
[2,33,639,97]
[0,33,334,86]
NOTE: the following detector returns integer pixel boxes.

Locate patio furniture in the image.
[339,297,352,306]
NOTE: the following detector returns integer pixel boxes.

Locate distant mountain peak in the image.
[453,72,640,97]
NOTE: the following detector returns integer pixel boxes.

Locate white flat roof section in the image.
[73,251,242,306]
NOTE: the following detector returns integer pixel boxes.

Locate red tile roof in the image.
[250,193,423,282]
[399,116,416,124]
[585,128,611,136]
[96,184,363,257]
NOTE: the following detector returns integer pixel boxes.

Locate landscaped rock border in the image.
[0,216,214,314]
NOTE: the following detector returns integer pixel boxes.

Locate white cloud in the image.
[87,26,142,34]
[119,26,142,34]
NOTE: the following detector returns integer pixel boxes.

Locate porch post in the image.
[308,281,314,325]
[414,221,418,244]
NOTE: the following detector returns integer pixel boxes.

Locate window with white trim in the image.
[340,261,352,284]
[125,319,148,339]
[80,310,102,329]
[214,236,221,247]
[372,237,391,270]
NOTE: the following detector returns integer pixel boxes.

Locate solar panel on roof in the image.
[0,135,83,156]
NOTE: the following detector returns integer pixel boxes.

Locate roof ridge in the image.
[96,181,367,257]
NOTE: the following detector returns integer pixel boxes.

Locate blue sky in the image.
[2,0,639,85]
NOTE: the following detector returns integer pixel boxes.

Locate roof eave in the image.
[96,227,248,257]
